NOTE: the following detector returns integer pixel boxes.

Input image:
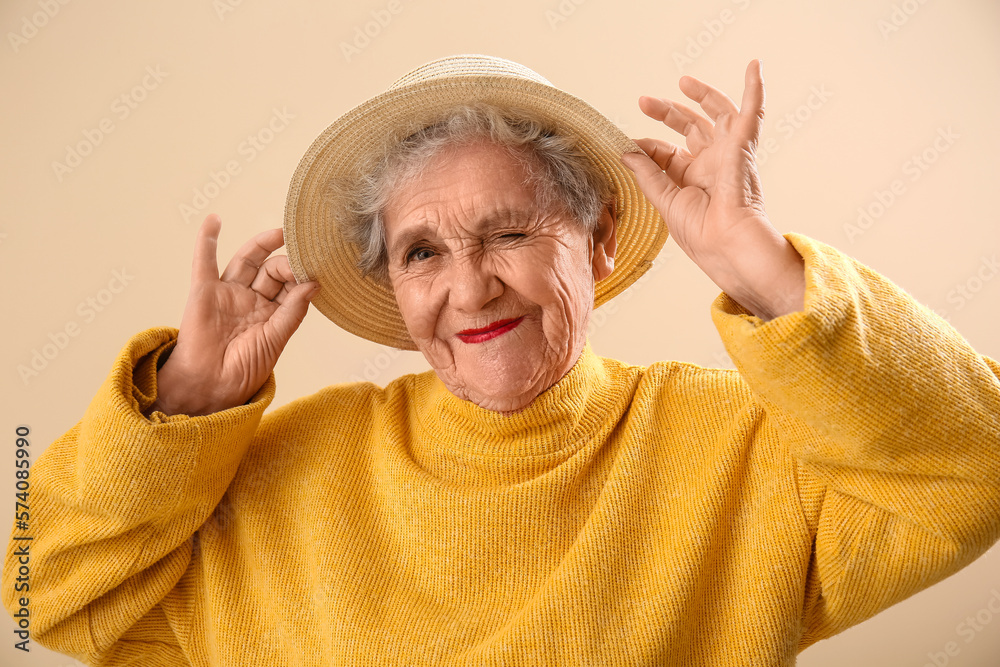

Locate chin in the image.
[465,380,538,412]
[466,342,583,411]
[468,389,539,414]
[451,366,548,413]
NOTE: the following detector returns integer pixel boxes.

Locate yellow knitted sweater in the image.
[5,233,1000,666]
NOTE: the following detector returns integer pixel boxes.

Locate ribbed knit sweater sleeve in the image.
[710,232,1000,650]
[1,327,274,664]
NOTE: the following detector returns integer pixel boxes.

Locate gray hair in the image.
[334,103,614,285]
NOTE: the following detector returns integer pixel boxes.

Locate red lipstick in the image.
[456,317,524,344]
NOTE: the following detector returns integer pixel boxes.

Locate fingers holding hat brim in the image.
[630,137,691,188]
[637,96,714,156]
[249,255,301,302]
[220,228,287,287]
[620,139,692,223]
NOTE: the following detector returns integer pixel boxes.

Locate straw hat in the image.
[283,54,668,350]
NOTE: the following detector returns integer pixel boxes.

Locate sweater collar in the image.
[414,342,616,460]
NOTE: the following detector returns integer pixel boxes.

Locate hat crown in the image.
[388,54,554,91]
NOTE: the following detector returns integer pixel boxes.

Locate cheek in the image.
[501,245,592,311]
[392,276,440,340]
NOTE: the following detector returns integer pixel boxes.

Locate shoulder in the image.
[256,370,432,435]
[599,353,753,405]
[232,370,433,487]
[597,354,763,440]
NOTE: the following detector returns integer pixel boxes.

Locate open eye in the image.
[407,247,435,262]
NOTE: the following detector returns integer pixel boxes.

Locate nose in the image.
[446,254,504,313]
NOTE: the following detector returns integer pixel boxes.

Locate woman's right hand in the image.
[148,214,319,416]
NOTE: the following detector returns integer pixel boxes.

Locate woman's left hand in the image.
[621,59,805,321]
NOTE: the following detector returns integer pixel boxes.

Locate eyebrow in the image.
[386,208,534,259]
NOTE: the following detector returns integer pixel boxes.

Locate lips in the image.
[456,317,524,343]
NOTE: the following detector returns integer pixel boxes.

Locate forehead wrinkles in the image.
[396,172,536,223]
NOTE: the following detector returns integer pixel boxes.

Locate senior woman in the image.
[4,55,1000,666]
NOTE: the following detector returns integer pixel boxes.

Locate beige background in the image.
[2,0,999,664]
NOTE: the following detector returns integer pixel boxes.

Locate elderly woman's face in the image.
[383,139,615,413]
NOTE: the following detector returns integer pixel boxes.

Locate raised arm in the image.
[1,215,318,661]
[152,214,318,416]
[621,59,805,321]
[623,60,1000,647]
[709,233,1000,646]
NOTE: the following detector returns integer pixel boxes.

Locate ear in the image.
[590,200,617,283]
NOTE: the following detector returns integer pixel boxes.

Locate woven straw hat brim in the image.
[284,55,668,351]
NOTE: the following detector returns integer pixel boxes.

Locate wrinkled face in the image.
[383,139,615,413]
